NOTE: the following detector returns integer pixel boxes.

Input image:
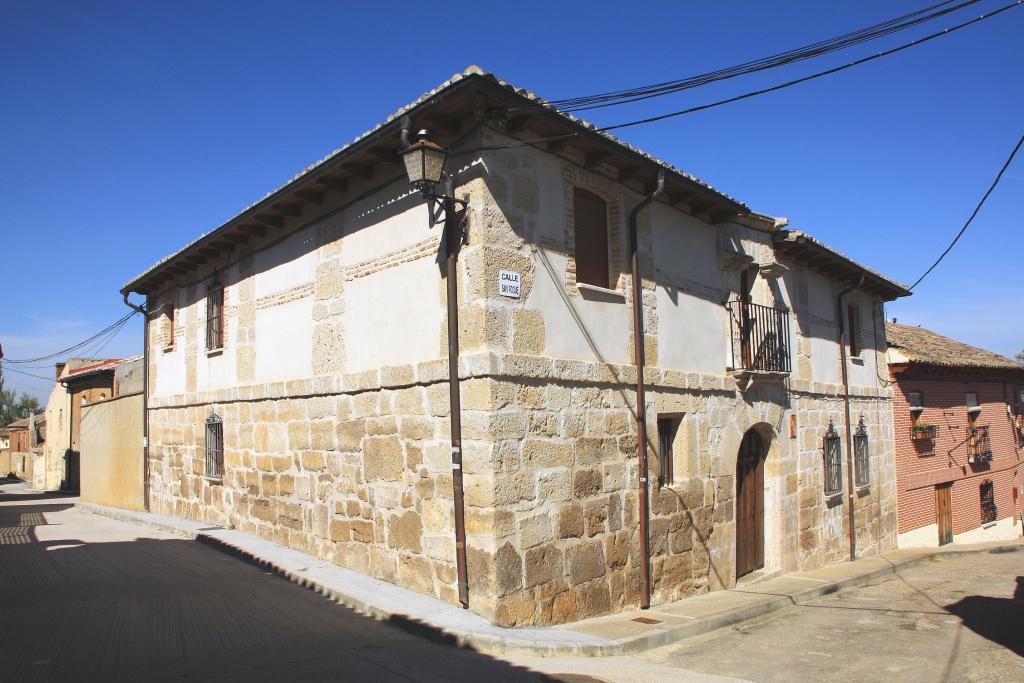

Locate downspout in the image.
[123,292,149,511]
[629,170,664,610]
[836,274,864,562]
[401,118,470,608]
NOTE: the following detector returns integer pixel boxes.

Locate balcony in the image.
[911,423,939,441]
[726,300,791,380]
[967,425,993,464]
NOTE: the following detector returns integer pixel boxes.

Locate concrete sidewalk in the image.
[78,501,1022,658]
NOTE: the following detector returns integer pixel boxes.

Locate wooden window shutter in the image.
[573,188,609,289]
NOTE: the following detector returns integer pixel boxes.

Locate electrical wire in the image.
[908,132,1023,290]
[479,1,1022,152]
[0,363,62,383]
[1,310,138,364]
[526,0,982,113]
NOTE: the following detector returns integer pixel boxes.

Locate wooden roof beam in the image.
[295,190,324,205]
[316,176,348,192]
[255,214,283,227]
[239,224,266,238]
[346,163,373,179]
[273,202,302,217]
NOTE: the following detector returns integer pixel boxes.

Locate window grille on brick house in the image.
[853,417,870,488]
[206,280,224,350]
[980,479,996,524]
[823,421,843,496]
[967,424,993,464]
[573,188,610,289]
[205,411,224,479]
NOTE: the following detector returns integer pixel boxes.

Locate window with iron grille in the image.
[823,421,843,496]
[967,424,993,463]
[853,417,870,488]
[657,417,680,486]
[205,412,224,479]
[980,480,996,524]
[206,281,224,350]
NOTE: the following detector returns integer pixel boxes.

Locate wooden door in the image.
[936,483,953,546]
[736,430,765,578]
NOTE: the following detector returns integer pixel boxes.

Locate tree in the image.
[1016,348,1024,363]
[0,390,41,428]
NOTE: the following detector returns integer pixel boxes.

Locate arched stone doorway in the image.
[736,428,767,578]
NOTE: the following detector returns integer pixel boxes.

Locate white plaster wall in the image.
[653,203,729,375]
[154,346,186,396]
[255,231,317,299]
[340,192,430,268]
[255,298,313,382]
[806,271,841,385]
[344,257,442,373]
[528,249,631,364]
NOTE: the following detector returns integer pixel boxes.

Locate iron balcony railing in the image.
[967,425,993,464]
[726,300,792,374]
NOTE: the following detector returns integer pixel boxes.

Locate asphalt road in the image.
[3,480,1022,683]
[0,482,552,683]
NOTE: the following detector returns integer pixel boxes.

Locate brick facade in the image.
[891,370,1024,543]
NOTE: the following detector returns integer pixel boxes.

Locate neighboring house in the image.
[119,67,910,627]
[42,358,122,491]
[886,323,1024,547]
[79,356,146,510]
[7,413,45,480]
[1,427,10,476]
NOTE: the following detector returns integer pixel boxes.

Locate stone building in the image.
[120,67,909,627]
[886,323,1023,547]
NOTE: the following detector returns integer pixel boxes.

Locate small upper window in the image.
[657,417,681,486]
[966,392,979,409]
[907,391,923,409]
[573,188,610,289]
[206,280,224,350]
[164,302,175,349]
[847,304,860,357]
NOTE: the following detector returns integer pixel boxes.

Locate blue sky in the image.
[2,1,1021,400]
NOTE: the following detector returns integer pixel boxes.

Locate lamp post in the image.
[400,122,470,608]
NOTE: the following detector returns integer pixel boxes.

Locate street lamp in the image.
[399,119,470,609]
[401,130,446,193]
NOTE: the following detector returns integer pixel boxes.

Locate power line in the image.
[0,363,60,383]
[1,310,138,364]
[532,0,982,113]
[479,1,1022,152]
[909,132,1023,290]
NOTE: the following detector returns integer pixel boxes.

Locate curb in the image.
[76,502,1021,657]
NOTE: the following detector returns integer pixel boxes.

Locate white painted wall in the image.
[344,257,442,373]
[255,298,314,383]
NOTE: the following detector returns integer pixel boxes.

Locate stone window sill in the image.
[163,345,175,354]
[577,282,626,302]
[981,520,997,529]
[825,492,844,507]
[203,475,224,484]
[206,348,224,358]
[856,485,870,496]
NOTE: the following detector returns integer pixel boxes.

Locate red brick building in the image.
[886,323,1024,547]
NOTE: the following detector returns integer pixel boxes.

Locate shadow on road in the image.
[0,497,563,682]
[945,576,1024,657]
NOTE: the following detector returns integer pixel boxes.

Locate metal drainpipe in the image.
[123,292,150,511]
[629,171,664,609]
[836,274,864,562]
[400,118,470,608]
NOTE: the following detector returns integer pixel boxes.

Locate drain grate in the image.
[630,616,662,625]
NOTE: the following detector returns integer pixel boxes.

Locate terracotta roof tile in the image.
[886,322,1024,371]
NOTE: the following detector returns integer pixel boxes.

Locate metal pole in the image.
[628,172,664,609]
[123,292,149,510]
[443,190,469,608]
[836,275,864,562]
